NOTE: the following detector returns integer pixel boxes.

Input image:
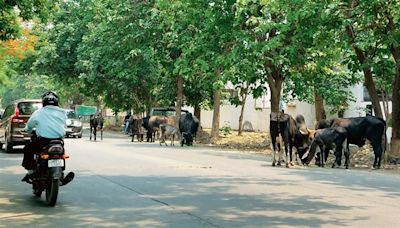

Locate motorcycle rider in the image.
[21,91,74,185]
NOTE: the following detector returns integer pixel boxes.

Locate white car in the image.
[65,109,83,138]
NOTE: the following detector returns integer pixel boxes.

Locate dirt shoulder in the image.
[104,126,400,174]
[196,129,400,174]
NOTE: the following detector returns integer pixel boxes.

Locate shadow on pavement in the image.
[0,170,368,227]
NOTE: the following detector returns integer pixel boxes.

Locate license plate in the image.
[66,128,73,132]
[48,159,64,167]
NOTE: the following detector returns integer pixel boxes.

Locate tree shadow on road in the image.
[0,171,369,227]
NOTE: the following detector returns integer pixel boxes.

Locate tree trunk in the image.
[267,69,284,113]
[96,97,102,112]
[390,47,400,156]
[194,104,201,136]
[387,13,400,156]
[238,88,248,136]
[345,25,383,118]
[391,73,400,156]
[194,104,201,123]
[211,89,221,142]
[114,111,119,126]
[364,72,383,117]
[175,75,184,126]
[381,90,388,120]
[315,93,326,122]
[211,69,221,142]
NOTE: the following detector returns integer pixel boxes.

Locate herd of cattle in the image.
[270,112,386,169]
[126,111,386,169]
[128,113,199,147]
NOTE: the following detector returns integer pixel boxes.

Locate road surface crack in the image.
[98,175,220,227]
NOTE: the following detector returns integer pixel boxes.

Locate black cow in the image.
[270,112,314,168]
[89,113,104,141]
[301,127,348,168]
[179,113,199,146]
[317,116,386,169]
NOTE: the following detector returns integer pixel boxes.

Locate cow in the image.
[270,112,314,168]
[142,116,168,142]
[301,127,348,168]
[179,113,199,146]
[159,124,180,146]
[129,115,145,142]
[317,116,386,169]
[90,113,104,141]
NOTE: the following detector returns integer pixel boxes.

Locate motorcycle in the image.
[24,131,74,206]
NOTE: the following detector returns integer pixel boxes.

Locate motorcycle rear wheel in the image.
[45,179,59,206]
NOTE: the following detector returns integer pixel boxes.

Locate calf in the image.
[301,127,348,168]
[159,124,180,146]
[318,116,386,169]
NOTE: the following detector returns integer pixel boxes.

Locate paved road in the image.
[1,130,400,227]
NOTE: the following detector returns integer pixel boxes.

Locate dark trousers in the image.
[22,137,52,170]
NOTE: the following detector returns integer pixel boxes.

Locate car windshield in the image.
[66,110,77,119]
[151,108,188,117]
[18,102,42,115]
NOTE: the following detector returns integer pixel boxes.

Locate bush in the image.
[220,121,232,136]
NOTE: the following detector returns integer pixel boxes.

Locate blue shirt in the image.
[24,106,67,139]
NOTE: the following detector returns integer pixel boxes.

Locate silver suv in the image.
[65,109,83,138]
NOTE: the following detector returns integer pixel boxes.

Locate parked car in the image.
[149,107,188,117]
[0,99,42,152]
[65,109,83,138]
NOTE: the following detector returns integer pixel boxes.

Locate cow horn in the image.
[301,150,310,160]
[299,125,308,135]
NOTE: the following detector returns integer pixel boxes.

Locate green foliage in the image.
[0,56,54,107]
[2,0,397,121]
[0,0,58,40]
[220,121,232,136]
[34,0,158,112]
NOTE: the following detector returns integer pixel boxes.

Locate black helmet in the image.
[42,91,59,107]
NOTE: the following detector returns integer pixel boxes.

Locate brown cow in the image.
[270,112,314,167]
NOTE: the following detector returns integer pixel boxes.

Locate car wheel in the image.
[5,139,13,153]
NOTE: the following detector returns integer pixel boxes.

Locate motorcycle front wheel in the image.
[45,179,59,206]
[33,184,42,197]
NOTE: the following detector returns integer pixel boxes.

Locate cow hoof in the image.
[285,163,289,168]
[277,162,282,166]
[290,162,294,166]
[272,162,276,167]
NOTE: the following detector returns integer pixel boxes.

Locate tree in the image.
[0,0,57,40]
[236,1,334,114]
[226,43,263,135]
[35,0,157,112]
[320,0,400,154]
